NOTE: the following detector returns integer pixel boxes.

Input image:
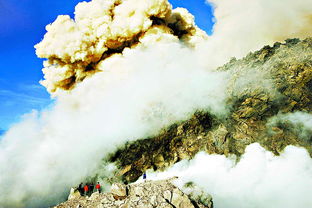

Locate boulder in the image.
[68,188,81,200]
[111,183,127,200]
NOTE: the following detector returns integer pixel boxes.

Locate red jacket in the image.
[96,184,101,189]
[84,185,89,191]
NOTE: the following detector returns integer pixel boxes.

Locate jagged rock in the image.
[89,192,100,201]
[183,182,214,208]
[54,178,212,208]
[68,188,81,200]
[171,189,194,208]
[111,183,127,200]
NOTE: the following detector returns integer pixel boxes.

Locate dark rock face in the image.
[110,112,219,182]
[107,38,312,183]
[222,37,312,155]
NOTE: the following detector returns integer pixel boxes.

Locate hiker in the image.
[78,183,83,195]
[89,183,94,195]
[83,184,89,196]
[143,172,147,181]
[95,182,101,193]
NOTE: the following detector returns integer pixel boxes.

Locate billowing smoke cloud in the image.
[148,143,312,208]
[1,0,312,207]
[35,0,206,93]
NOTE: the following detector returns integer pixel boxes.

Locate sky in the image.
[0,0,214,133]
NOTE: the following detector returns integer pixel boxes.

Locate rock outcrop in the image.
[54,178,213,208]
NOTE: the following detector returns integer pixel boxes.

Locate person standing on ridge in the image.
[83,184,89,196]
[78,183,83,195]
[95,182,101,193]
[143,172,147,182]
[89,183,94,195]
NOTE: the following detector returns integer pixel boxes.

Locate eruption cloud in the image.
[35,0,206,93]
[1,0,312,207]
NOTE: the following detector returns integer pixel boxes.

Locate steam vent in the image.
[1,0,312,208]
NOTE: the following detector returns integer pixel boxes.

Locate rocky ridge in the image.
[54,178,212,208]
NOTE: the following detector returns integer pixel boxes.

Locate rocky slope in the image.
[108,38,312,183]
[54,178,213,208]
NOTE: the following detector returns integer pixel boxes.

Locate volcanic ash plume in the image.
[35,0,207,93]
[35,0,312,94]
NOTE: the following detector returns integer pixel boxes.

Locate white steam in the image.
[148,143,312,208]
[1,0,312,207]
[0,41,228,208]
